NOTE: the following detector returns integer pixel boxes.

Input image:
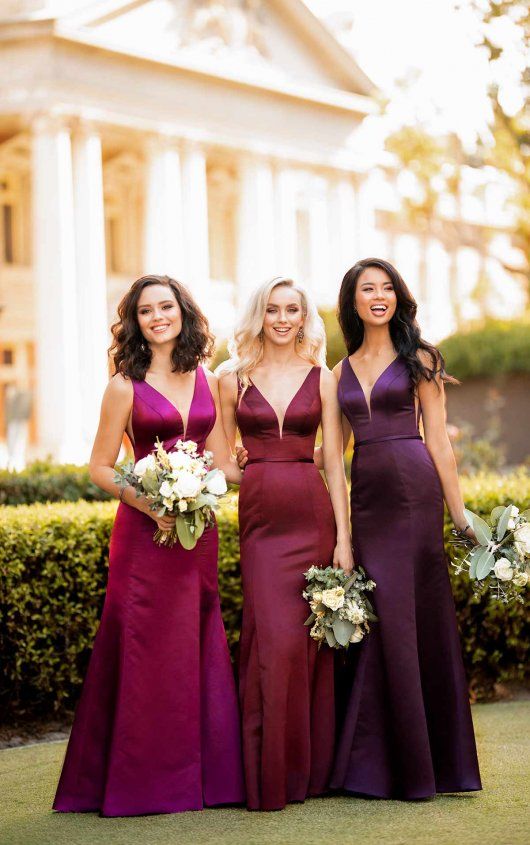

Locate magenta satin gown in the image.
[53,365,244,816]
[236,366,336,811]
[331,355,481,799]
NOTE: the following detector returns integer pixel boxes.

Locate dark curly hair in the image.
[109,275,215,379]
[338,258,457,387]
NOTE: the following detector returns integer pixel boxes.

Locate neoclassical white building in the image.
[0,0,525,464]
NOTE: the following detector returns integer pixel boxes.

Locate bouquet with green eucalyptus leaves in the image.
[452,504,530,604]
[303,565,377,649]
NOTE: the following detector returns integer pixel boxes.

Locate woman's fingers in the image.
[235,446,248,468]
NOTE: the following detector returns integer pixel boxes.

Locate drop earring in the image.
[297,327,304,343]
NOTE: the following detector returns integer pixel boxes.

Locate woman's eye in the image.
[163,304,173,310]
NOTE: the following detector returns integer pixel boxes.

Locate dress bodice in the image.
[338,355,420,444]
[236,366,321,462]
[131,365,216,460]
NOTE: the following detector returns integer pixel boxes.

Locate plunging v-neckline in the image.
[143,368,199,439]
[249,366,316,439]
[345,355,399,421]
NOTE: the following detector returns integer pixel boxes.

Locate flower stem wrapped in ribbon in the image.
[452,503,530,604]
[303,565,377,649]
[114,438,227,549]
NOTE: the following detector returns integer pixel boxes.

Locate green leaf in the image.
[476,549,495,580]
[490,506,505,523]
[496,505,513,542]
[324,628,337,648]
[176,517,197,550]
[332,618,355,646]
[468,545,486,580]
[304,613,316,626]
[464,508,492,545]
[193,510,205,540]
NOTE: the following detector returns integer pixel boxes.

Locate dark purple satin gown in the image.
[332,355,481,800]
[236,366,336,810]
[54,366,244,816]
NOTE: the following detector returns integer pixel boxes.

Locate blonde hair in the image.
[217,276,327,386]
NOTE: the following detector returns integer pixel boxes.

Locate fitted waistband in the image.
[354,434,423,448]
[245,457,314,465]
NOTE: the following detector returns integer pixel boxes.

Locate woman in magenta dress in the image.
[329,258,481,800]
[54,275,244,817]
[218,277,352,811]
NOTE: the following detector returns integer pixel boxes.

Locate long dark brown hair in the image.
[110,275,215,379]
[338,258,456,387]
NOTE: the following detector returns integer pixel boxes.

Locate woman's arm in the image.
[88,374,175,532]
[320,368,354,574]
[205,371,242,485]
[314,361,352,470]
[418,360,474,537]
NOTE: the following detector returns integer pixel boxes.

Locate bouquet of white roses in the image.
[114,437,227,549]
[452,503,530,604]
[303,565,377,649]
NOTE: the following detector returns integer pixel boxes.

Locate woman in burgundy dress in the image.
[218,277,352,811]
[54,275,244,817]
[329,258,481,800]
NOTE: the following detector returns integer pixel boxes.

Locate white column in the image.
[144,134,185,280]
[32,114,83,462]
[329,174,357,284]
[356,173,379,257]
[72,121,108,456]
[308,174,331,302]
[180,142,209,304]
[236,153,276,305]
[274,164,297,278]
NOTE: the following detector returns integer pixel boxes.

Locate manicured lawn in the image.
[1,702,528,845]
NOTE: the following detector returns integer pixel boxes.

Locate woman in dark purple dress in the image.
[329,258,481,800]
[54,275,244,817]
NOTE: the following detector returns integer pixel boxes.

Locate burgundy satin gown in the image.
[54,366,244,816]
[331,355,481,799]
[236,365,336,811]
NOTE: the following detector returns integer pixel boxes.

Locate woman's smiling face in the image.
[136,284,182,346]
[354,266,397,326]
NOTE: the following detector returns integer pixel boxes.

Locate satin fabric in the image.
[331,355,482,799]
[53,366,244,817]
[236,366,336,811]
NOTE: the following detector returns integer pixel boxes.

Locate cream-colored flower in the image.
[493,557,513,581]
[159,480,173,498]
[514,523,530,557]
[310,622,325,641]
[168,450,193,470]
[321,587,345,611]
[162,497,174,509]
[178,499,188,512]
[134,454,156,478]
[205,470,228,496]
[312,591,323,603]
[174,471,202,500]
[345,602,364,624]
[512,571,528,587]
[349,626,364,644]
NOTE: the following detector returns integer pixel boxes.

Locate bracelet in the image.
[119,486,127,503]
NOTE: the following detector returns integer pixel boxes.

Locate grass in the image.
[0,702,528,845]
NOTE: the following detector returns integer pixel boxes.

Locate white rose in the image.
[349,626,364,644]
[168,450,193,470]
[174,471,202,500]
[493,557,513,581]
[312,591,323,604]
[134,454,156,478]
[514,524,530,556]
[159,480,173,498]
[162,497,174,509]
[321,587,345,612]
[512,571,528,587]
[507,505,520,530]
[205,471,228,496]
[178,499,188,513]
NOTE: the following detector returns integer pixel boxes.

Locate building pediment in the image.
[26,0,375,98]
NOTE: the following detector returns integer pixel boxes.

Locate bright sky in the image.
[306,0,525,149]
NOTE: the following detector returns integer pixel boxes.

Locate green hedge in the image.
[439,318,530,380]
[0,461,110,506]
[1,473,529,716]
